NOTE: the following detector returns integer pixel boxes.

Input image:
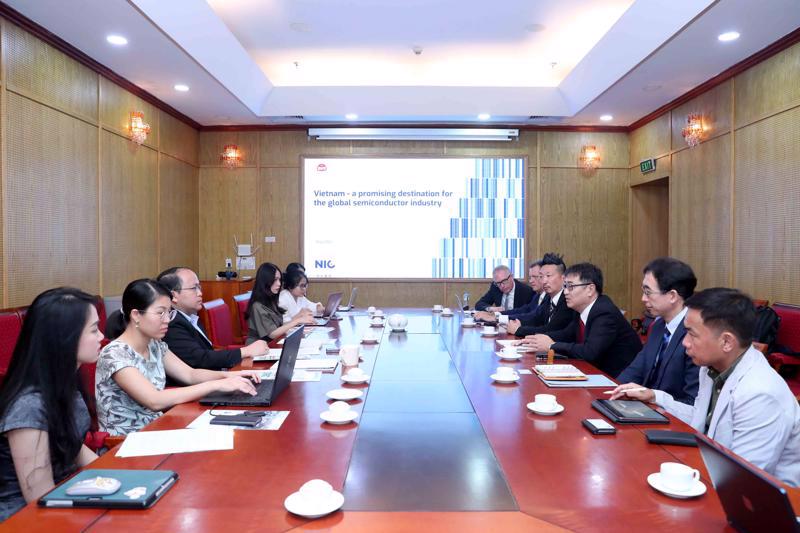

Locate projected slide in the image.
[303,157,525,279]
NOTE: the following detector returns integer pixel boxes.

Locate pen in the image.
[603,387,647,394]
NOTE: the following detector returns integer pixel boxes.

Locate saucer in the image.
[341,373,370,384]
[284,490,345,519]
[490,373,520,383]
[361,338,379,344]
[432,308,443,313]
[390,327,407,332]
[326,388,364,401]
[481,331,499,337]
[647,473,706,499]
[441,312,453,317]
[462,322,478,328]
[496,351,523,361]
[320,410,359,425]
[369,322,385,328]
[526,402,565,416]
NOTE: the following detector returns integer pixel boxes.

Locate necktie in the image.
[577,318,586,343]
[645,331,671,387]
[547,301,556,323]
[501,293,509,311]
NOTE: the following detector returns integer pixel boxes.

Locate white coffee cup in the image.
[483,325,496,335]
[659,462,700,492]
[443,307,452,315]
[367,306,376,314]
[339,344,360,366]
[496,366,516,377]
[534,394,557,409]
[498,314,509,325]
[371,316,383,325]
[329,401,351,413]
[362,332,376,342]
[501,346,518,356]
[346,367,365,378]
[373,309,384,317]
[463,317,475,326]
[433,304,443,311]
[299,479,333,502]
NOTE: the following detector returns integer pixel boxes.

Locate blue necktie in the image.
[645,331,671,387]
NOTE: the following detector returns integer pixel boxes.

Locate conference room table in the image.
[4,309,799,532]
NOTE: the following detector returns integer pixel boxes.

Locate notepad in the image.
[116,428,234,457]
[533,364,587,380]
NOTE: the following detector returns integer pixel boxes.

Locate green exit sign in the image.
[640,158,656,174]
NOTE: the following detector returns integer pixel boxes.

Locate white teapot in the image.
[387,313,408,331]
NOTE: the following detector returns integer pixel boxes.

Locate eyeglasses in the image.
[140,309,177,322]
[493,274,513,287]
[641,287,667,297]
[177,285,201,293]
[297,283,308,289]
[563,282,592,292]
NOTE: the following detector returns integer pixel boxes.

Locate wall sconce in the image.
[221,144,242,169]
[579,145,600,171]
[129,111,151,145]
[681,113,704,148]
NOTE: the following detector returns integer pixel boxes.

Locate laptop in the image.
[314,292,343,325]
[695,434,800,532]
[200,326,303,407]
[338,287,358,311]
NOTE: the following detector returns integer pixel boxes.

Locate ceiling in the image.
[4,0,800,127]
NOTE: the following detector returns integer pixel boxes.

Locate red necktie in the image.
[577,319,586,343]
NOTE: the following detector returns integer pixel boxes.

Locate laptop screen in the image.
[271,326,303,400]
[321,292,343,317]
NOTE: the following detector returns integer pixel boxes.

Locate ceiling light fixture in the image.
[599,115,613,122]
[345,113,358,120]
[106,34,128,46]
[174,84,189,92]
[718,31,740,42]
[477,113,491,121]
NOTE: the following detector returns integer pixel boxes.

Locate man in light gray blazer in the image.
[613,287,800,487]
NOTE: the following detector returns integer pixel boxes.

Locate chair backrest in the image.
[0,311,23,377]
[773,303,800,352]
[103,295,122,320]
[78,362,100,431]
[203,299,236,347]
[92,295,107,335]
[233,292,251,336]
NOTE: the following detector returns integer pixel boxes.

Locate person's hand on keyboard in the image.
[235,370,263,383]
[213,375,259,396]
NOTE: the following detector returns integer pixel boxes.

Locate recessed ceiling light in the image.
[173,84,189,92]
[477,113,491,121]
[718,31,740,42]
[106,34,128,46]
[525,23,546,33]
[345,113,358,120]
[600,114,613,122]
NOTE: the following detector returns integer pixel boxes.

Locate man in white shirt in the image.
[613,288,800,487]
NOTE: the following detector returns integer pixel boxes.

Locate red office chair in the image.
[203,299,243,350]
[92,295,107,335]
[233,292,251,338]
[0,310,23,383]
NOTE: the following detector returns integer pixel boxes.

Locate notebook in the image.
[338,287,358,311]
[313,292,343,325]
[591,399,670,424]
[696,434,800,532]
[200,326,302,406]
[39,469,177,509]
[533,364,587,381]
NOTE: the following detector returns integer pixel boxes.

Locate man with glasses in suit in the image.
[157,267,268,370]
[474,265,535,313]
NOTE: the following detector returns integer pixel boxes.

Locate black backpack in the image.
[752,305,781,352]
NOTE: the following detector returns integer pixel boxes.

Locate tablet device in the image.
[591,399,670,424]
[39,469,178,509]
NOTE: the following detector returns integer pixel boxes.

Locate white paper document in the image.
[294,358,339,371]
[116,428,234,457]
[495,340,537,352]
[187,410,290,431]
[538,374,618,388]
[252,348,282,362]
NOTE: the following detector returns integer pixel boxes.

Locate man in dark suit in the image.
[474,265,535,312]
[521,262,641,378]
[615,257,700,403]
[157,267,268,370]
[507,253,577,337]
[475,260,544,323]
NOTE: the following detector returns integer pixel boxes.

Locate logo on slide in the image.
[317,163,327,172]
[315,259,336,269]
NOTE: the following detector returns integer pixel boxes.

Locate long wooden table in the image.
[3,309,798,532]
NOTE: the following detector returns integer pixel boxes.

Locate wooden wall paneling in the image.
[199,131,259,167]
[4,23,97,122]
[446,281,494,310]
[306,281,352,306]
[99,77,159,150]
[350,140,446,155]
[539,132,629,168]
[198,167,258,279]
[629,113,671,167]
[671,80,732,148]
[733,107,800,305]
[101,130,158,294]
[734,41,800,129]
[159,110,198,166]
[540,168,629,308]
[258,167,300,270]
[5,92,99,305]
[630,154,671,187]
[669,134,731,290]
[260,131,351,167]
[443,131,537,157]
[629,179,669,315]
[356,282,445,308]
[159,154,199,273]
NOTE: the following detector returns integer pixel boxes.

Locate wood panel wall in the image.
[628,41,800,309]
[198,130,631,308]
[0,18,199,306]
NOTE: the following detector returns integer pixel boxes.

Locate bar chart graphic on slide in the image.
[303,157,525,279]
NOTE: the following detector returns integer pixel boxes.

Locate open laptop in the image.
[314,292,343,325]
[695,434,800,532]
[200,326,303,407]
[338,287,358,311]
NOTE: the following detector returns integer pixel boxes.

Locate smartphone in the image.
[582,418,616,435]
[210,415,263,427]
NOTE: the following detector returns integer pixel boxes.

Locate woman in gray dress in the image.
[245,263,315,345]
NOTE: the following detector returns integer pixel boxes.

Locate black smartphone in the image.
[582,418,616,435]
[210,415,263,427]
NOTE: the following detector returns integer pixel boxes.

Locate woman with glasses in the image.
[97,279,262,436]
[245,263,315,344]
[278,269,323,323]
